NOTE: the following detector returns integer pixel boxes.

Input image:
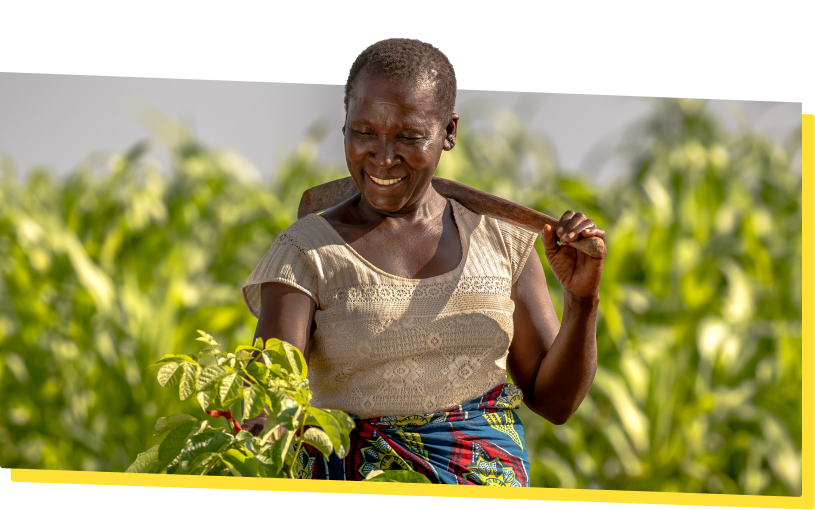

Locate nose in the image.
[370,136,399,169]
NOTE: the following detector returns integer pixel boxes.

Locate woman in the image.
[242,39,605,486]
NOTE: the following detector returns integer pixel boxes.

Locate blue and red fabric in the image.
[297,383,530,486]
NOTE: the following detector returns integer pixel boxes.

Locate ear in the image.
[443,113,459,151]
[342,122,346,136]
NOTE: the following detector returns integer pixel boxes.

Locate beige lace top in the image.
[242,199,538,419]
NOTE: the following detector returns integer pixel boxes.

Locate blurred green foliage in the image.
[0,98,802,495]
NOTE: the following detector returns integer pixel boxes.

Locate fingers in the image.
[556,211,604,244]
[542,224,560,253]
[556,211,576,240]
[560,211,587,243]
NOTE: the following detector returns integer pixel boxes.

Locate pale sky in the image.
[0,73,802,184]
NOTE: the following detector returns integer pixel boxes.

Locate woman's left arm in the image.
[507,211,606,425]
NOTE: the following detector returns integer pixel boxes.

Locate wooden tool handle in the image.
[432,178,606,259]
[297,176,607,259]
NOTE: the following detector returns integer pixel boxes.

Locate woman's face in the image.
[343,73,456,214]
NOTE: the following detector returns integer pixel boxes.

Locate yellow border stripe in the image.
[803,113,814,509]
[5,469,810,508]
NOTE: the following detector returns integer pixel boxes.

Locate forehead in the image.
[347,74,440,127]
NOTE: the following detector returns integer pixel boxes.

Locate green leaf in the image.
[157,362,182,387]
[153,421,198,473]
[195,330,219,347]
[324,409,353,457]
[125,445,160,473]
[219,373,242,405]
[155,414,197,434]
[302,427,333,457]
[196,389,217,412]
[175,430,233,468]
[265,390,281,415]
[180,451,219,475]
[255,454,284,478]
[197,365,230,391]
[363,470,433,484]
[253,337,265,350]
[189,419,211,438]
[219,457,243,477]
[146,354,197,369]
[267,363,283,378]
[235,430,254,442]
[291,391,310,406]
[265,436,285,469]
[179,363,197,400]
[281,342,307,380]
[262,341,288,366]
[305,409,344,455]
[243,385,266,422]
[324,409,355,434]
[198,348,220,359]
[218,353,237,369]
[235,345,260,354]
[246,363,269,386]
[265,401,302,432]
[222,449,259,477]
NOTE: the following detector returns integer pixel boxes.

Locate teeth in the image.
[370,175,403,186]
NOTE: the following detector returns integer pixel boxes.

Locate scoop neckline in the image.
[313,198,470,283]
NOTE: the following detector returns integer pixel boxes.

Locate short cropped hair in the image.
[344,38,457,123]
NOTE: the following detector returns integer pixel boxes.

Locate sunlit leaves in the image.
[218,373,242,406]
[196,366,230,391]
[157,363,182,388]
[196,389,217,412]
[125,445,159,473]
[304,409,345,456]
[179,363,197,401]
[302,427,333,457]
[221,449,258,477]
[363,470,433,484]
[154,420,198,473]
[242,386,266,422]
[154,414,197,434]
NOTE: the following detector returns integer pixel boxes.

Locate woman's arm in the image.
[242,281,316,435]
[507,250,598,424]
[254,281,317,362]
[507,212,604,425]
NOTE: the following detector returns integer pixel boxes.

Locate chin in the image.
[364,195,405,213]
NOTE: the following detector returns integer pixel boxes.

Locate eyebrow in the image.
[348,118,432,132]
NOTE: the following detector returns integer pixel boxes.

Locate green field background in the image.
[0,98,802,495]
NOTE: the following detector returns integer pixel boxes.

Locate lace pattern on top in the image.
[242,199,539,419]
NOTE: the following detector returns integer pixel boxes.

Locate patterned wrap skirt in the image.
[297,383,530,486]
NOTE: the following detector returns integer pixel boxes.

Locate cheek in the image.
[405,140,441,166]
[345,139,367,161]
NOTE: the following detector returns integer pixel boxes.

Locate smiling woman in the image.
[240,38,606,485]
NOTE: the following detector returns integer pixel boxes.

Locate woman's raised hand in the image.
[541,211,606,299]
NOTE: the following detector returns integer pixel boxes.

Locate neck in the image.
[356,183,447,224]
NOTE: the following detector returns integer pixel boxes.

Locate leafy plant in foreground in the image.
[126,330,431,483]
[126,330,354,478]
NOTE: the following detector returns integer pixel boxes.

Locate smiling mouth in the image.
[367,173,405,187]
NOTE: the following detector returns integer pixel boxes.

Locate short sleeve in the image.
[497,221,539,285]
[242,231,320,318]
